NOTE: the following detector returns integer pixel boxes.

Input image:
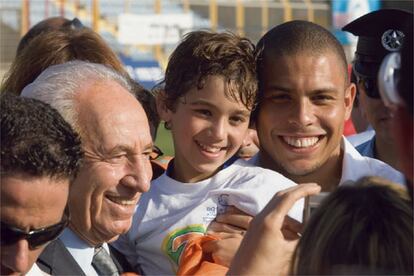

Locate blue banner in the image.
[332,0,381,45]
[120,55,164,90]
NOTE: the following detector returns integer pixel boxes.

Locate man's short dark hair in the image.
[254,20,349,120]
[1,94,83,180]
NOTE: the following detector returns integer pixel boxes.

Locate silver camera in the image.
[303,192,329,222]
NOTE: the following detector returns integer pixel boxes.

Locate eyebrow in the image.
[190,99,218,108]
[143,142,154,152]
[190,100,250,117]
[106,142,154,155]
[266,85,291,93]
[266,85,338,94]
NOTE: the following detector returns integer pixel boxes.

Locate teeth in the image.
[283,136,319,148]
[196,141,223,153]
[107,196,136,205]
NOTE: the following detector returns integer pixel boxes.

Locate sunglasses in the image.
[1,209,69,249]
[150,145,163,161]
[62,17,85,30]
[356,75,381,99]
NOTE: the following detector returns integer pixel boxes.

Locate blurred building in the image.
[0,0,412,86]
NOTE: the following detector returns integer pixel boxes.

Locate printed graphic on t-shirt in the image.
[162,224,205,269]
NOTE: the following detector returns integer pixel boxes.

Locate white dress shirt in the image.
[59,228,111,276]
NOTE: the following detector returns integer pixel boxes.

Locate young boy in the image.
[112,31,304,275]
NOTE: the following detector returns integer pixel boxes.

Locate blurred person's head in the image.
[0,94,82,275]
[350,69,370,133]
[293,176,413,275]
[237,128,260,160]
[155,31,257,182]
[2,28,127,94]
[130,81,164,180]
[130,81,160,140]
[254,20,355,188]
[16,17,85,55]
[21,61,153,246]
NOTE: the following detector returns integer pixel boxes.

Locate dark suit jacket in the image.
[37,239,135,275]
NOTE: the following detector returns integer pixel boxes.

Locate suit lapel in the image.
[37,239,86,276]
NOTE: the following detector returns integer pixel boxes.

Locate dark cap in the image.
[342,9,413,77]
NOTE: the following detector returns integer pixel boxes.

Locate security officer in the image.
[342,9,413,172]
[378,17,413,194]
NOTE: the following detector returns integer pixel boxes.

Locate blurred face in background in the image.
[237,128,260,160]
[357,79,394,142]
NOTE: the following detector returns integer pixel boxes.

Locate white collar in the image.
[59,228,110,276]
[339,136,365,185]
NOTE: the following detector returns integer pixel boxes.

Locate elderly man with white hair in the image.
[22,60,153,275]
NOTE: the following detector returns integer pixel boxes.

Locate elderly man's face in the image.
[0,173,69,275]
[69,81,153,246]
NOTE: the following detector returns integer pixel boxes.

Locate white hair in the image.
[21,60,132,133]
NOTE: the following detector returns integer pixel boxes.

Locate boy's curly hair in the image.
[158,30,257,111]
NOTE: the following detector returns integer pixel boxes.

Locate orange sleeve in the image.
[177,235,228,276]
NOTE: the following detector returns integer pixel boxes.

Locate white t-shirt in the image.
[112,159,302,275]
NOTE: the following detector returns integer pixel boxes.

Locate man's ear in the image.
[156,90,173,122]
[344,82,356,121]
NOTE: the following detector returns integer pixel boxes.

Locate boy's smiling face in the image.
[160,75,251,183]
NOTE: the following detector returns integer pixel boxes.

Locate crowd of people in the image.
[0,7,413,276]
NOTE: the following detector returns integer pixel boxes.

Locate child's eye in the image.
[230,116,247,125]
[195,109,212,117]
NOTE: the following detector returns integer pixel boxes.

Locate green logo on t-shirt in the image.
[162,224,206,267]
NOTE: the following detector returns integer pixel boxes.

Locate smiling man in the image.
[250,20,404,191]
[1,94,82,275]
[21,61,153,275]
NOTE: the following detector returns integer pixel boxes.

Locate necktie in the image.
[92,245,119,276]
